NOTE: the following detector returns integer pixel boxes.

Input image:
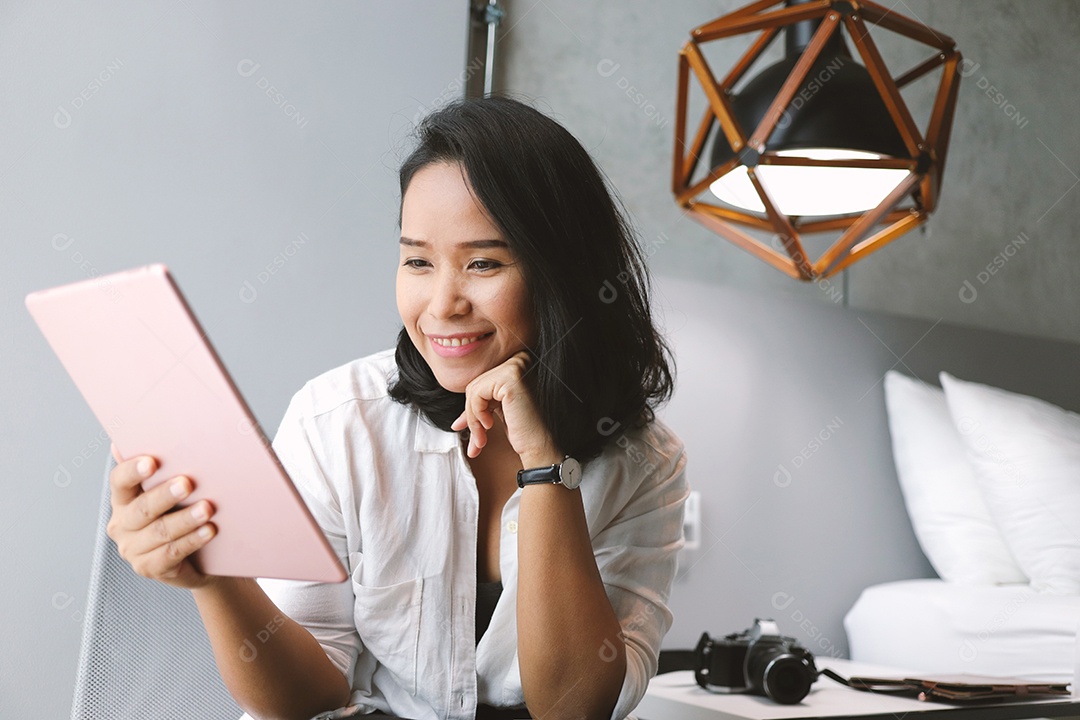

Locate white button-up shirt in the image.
[244,350,688,720]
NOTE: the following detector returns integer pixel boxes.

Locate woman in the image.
[107,96,688,720]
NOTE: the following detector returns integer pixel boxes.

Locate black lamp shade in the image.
[711,33,908,169]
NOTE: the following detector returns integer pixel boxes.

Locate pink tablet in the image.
[26,264,347,583]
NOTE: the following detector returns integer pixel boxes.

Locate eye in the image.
[403,258,431,270]
[468,259,503,272]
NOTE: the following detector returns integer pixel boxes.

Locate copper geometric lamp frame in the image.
[673,0,962,280]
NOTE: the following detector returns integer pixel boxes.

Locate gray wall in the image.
[498,0,1080,345]
[655,275,1080,656]
[1,2,466,717]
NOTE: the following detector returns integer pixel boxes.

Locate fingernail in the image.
[198,525,214,539]
[170,478,190,498]
[191,503,209,522]
[137,457,153,477]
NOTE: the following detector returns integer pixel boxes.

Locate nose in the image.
[428,268,470,320]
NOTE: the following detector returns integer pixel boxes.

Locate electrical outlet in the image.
[682,490,701,551]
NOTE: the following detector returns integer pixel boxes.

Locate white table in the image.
[633,658,1080,720]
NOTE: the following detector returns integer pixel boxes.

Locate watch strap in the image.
[517,463,562,487]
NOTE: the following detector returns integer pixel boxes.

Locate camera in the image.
[694,618,818,704]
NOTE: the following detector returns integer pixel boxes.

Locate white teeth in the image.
[432,335,483,347]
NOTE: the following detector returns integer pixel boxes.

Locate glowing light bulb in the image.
[709,149,911,217]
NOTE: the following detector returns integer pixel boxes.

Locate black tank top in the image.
[475,580,503,644]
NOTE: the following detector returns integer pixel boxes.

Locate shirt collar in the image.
[413,413,460,453]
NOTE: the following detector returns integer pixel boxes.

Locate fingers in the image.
[109,454,157,507]
[105,452,219,587]
[462,397,493,458]
[125,495,215,555]
[108,454,215,552]
[454,371,506,458]
[451,353,534,458]
[452,403,491,458]
[132,520,218,581]
[107,470,218,583]
[115,473,194,533]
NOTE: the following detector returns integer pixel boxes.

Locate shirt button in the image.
[506,520,518,534]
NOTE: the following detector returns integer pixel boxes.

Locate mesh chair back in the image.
[70,456,241,719]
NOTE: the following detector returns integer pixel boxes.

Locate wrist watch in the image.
[517,456,582,490]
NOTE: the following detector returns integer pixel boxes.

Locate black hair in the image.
[388,96,674,462]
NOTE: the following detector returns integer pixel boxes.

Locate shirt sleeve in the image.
[257,389,362,683]
[592,435,689,720]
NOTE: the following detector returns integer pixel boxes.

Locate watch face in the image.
[560,457,582,489]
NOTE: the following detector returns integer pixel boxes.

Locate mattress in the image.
[844,579,1079,684]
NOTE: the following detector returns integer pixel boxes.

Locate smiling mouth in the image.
[429,333,493,348]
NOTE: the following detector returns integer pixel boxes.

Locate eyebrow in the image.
[399,237,509,250]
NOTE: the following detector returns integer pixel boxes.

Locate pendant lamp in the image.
[673,0,962,280]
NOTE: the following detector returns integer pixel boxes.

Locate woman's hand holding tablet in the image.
[106,448,218,589]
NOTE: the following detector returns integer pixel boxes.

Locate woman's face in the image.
[397,161,534,394]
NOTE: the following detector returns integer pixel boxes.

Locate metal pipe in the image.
[482,0,504,96]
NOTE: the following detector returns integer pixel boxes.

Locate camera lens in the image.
[761,654,814,704]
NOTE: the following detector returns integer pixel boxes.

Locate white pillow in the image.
[884,371,1026,584]
[941,372,1080,594]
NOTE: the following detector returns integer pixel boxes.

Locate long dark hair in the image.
[388,96,673,462]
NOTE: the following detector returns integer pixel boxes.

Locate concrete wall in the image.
[1,2,466,717]
[498,0,1080,345]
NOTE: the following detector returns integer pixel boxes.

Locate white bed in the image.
[844,578,1079,684]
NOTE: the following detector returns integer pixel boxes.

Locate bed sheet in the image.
[844,579,1078,684]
